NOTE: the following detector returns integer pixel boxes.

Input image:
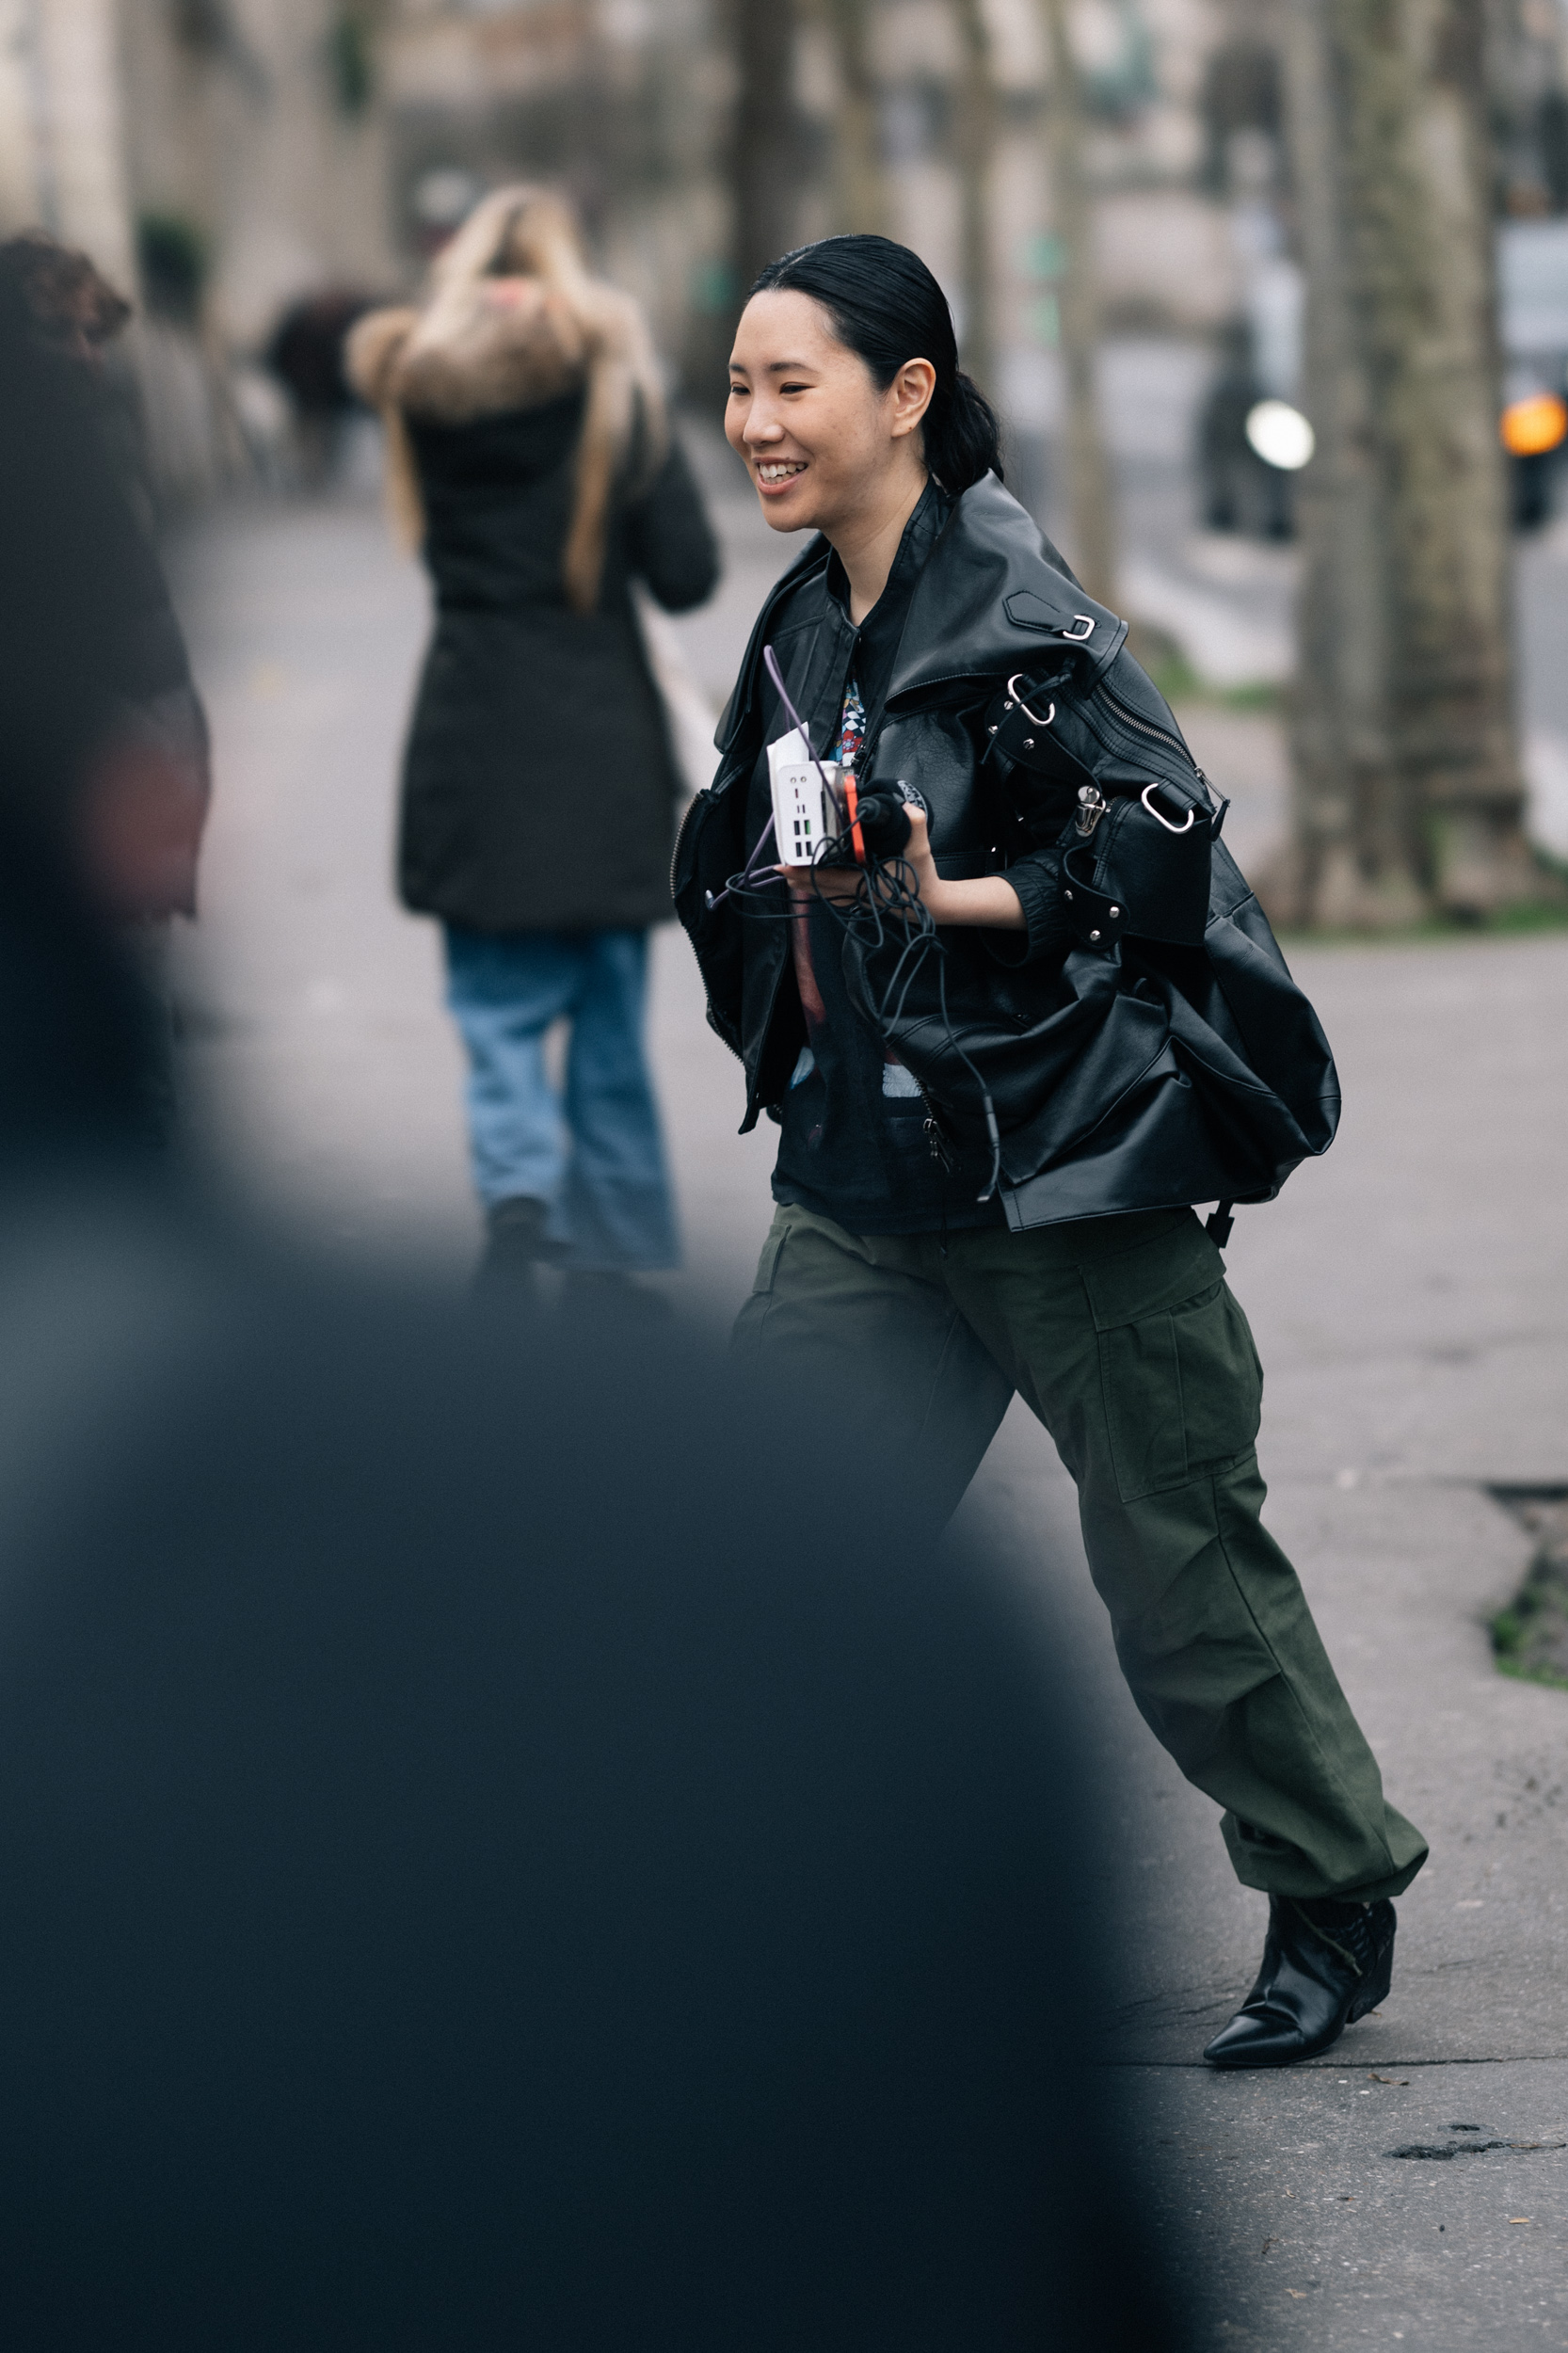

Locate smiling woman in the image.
[678,232,1428,2076]
[726,253,1022,929]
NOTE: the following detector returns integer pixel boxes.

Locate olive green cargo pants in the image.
[734,1202,1427,1904]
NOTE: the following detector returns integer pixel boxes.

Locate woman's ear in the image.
[888,358,936,440]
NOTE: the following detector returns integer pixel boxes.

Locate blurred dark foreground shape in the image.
[0,1246,1181,2350]
[0,282,1183,2352]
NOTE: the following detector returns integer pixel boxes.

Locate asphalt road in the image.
[166,414,1568,2348]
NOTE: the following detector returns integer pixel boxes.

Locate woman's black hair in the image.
[747,234,1002,491]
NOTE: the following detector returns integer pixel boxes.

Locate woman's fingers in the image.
[782,861,866,903]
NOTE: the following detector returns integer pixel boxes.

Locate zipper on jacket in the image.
[1078,680,1208,802]
[916,1080,955,1170]
[669,789,701,903]
[1095,677,1188,760]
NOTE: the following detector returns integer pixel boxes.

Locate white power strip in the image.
[767,728,844,867]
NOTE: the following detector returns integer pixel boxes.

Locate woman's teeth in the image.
[758,462,807,482]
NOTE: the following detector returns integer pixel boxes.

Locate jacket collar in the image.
[885,473,1128,709]
[712,473,1129,759]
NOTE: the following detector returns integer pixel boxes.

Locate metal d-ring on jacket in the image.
[674,473,1340,1233]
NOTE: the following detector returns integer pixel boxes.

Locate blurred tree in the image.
[952,0,998,397]
[1039,0,1117,607]
[819,0,888,236]
[1280,0,1536,925]
[729,0,805,296]
[325,9,376,119]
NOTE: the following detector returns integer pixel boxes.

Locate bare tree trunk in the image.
[1038,0,1117,608]
[1276,0,1400,924]
[822,0,888,236]
[1282,0,1534,925]
[951,0,997,398]
[730,0,802,298]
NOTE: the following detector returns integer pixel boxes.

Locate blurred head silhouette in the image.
[0,265,172,1167]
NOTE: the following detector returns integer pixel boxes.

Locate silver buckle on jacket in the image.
[1075,786,1108,837]
[1004,674,1056,728]
[1141,780,1195,835]
[1062,615,1096,640]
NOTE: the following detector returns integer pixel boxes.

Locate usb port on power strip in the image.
[767,729,844,868]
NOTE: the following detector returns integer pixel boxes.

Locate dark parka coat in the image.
[674,474,1339,1231]
[394,398,718,933]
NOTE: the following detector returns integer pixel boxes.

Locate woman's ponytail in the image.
[748,235,1003,492]
[923,366,1002,492]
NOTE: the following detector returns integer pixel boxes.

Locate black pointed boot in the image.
[1203,1896,1396,2069]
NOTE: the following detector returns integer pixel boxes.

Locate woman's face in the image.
[726,289,933,538]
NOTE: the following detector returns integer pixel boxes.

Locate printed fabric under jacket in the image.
[672,472,1340,1231]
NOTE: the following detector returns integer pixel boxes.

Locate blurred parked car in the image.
[1200,220,1568,538]
[1197,318,1300,538]
[1197,256,1310,540]
[1496,217,1568,527]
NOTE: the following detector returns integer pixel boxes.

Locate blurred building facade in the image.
[380,0,1249,403]
[7,0,1568,467]
[0,0,398,332]
[0,0,400,494]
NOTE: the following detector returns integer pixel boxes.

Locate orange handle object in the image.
[843,775,868,867]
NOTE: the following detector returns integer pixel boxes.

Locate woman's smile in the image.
[755,457,808,492]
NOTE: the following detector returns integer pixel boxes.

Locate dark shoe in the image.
[1203,1896,1396,2069]
[473,1195,552,1302]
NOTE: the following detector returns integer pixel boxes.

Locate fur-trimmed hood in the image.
[345,186,669,615]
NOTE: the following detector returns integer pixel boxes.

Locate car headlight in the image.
[1243,399,1316,472]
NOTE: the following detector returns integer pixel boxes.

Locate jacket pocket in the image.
[1082,1213,1262,1502]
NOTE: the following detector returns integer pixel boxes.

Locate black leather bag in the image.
[1059,783,1217,950]
[848,661,1341,1236]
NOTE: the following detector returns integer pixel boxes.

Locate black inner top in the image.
[771,480,1003,1237]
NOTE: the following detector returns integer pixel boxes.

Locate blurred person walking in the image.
[265,287,382,485]
[677,236,1427,2070]
[347,190,718,1307]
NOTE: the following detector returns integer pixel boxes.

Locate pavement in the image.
[165,399,1568,2348]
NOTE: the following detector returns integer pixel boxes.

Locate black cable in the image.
[714,642,1003,1203]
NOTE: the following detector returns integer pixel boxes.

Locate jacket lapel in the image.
[713,536,833,755]
[886,474,1128,709]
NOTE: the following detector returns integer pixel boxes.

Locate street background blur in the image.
[7,3,1568,2345]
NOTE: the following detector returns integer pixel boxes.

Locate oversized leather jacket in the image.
[674,474,1338,1231]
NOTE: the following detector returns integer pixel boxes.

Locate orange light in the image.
[1501,392,1568,456]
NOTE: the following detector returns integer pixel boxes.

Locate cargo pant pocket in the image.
[1078,1208,1264,1504]
[1096,1280,1264,1503]
[730,1215,791,1359]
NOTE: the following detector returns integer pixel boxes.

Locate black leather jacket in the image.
[674,474,1338,1230]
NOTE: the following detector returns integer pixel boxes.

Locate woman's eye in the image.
[780,381,809,394]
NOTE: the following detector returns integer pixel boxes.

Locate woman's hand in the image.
[779,854,868,905]
[889,807,1026,930]
[899,803,940,904]
[782,807,1025,928]
[780,804,935,908]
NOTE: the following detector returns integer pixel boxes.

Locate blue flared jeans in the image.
[443,925,679,1273]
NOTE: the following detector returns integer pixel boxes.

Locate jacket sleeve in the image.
[626,440,721,614]
[986,847,1071,968]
